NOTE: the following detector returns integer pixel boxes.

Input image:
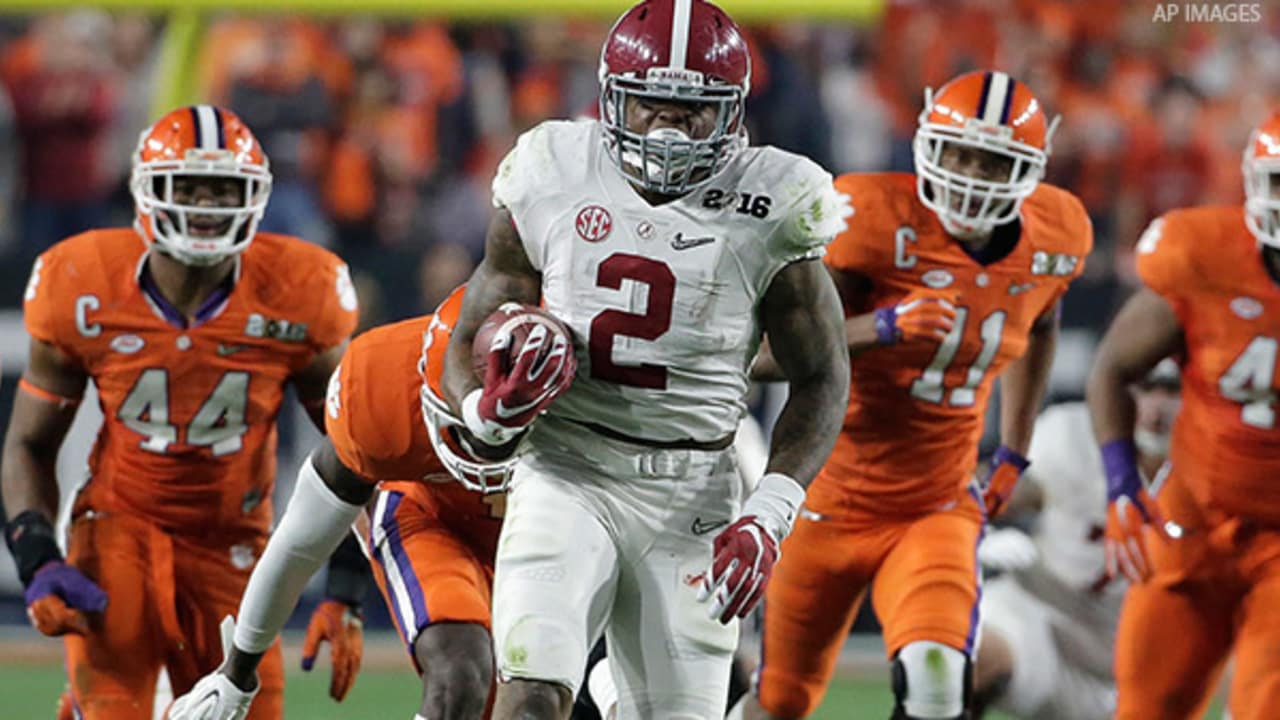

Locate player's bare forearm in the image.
[1,339,85,522]
[442,209,541,411]
[294,342,348,433]
[998,303,1058,455]
[1086,288,1184,444]
[751,312,876,382]
[759,259,850,485]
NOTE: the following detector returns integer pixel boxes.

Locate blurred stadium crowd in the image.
[0,2,1276,349]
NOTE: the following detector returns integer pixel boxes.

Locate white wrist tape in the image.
[741,473,806,541]
[234,456,363,653]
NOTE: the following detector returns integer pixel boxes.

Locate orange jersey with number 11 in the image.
[23,229,358,536]
[817,172,1091,515]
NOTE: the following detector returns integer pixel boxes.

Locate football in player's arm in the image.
[437,2,849,718]
[2,105,363,720]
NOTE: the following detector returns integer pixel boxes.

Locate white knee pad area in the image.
[898,641,967,718]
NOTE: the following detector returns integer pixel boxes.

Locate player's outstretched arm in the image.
[1087,289,1183,445]
[700,258,849,624]
[173,438,374,714]
[2,338,104,637]
[981,303,1059,517]
[750,266,954,381]
[759,259,851,486]
[1086,288,1183,583]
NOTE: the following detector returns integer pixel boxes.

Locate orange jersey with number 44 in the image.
[22,229,358,535]
[819,172,1091,515]
[1136,206,1280,523]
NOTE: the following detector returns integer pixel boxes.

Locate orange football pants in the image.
[757,483,983,719]
[60,509,283,720]
[1114,469,1280,720]
[365,486,499,672]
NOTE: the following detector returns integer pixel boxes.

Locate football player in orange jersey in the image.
[168,286,574,720]
[738,71,1092,720]
[1086,111,1280,720]
[0,106,364,720]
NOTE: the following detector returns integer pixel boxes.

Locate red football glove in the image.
[981,445,1031,518]
[697,516,779,624]
[696,474,805,625]
[300,600,363,702]
[464,322,576,444]
[874,289,959,345]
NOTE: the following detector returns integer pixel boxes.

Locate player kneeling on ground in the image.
[972,361,1180,720]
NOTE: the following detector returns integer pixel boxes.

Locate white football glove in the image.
[977,527,1039,572]
[167,617,258,720]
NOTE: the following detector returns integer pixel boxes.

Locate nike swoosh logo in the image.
[1008,282,1038,296]
[217,344,249,356]
[671,233,716,251]
[493,385,559,419]
[691,517,729,535]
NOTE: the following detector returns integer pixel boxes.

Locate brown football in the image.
[472,303,573,380]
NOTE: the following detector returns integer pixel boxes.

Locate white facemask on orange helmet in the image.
[131,105,272,267]
[1244,111,1280,249]
[419,287,521,494]
[913,70,1060,239]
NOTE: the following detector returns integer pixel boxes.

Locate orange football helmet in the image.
[130,105,272,266]
[1244,111,1280,249]
[913,70,1060,238]
[419,286,521,494]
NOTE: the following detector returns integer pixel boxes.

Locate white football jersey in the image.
[492,119,848,442]
[1024,402,1122,603]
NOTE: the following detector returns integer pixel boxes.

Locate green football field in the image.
[0,661,995,719]
[0,644,1224,719]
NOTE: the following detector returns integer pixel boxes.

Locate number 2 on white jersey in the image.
[118,369,250,455]
[1219,336,1277,429]
[909,308,1006,406]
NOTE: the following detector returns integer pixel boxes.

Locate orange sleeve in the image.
[823,174,889,276]
[1134,211,1196,305]
[299,248,360,354]
[324,324,423,482]
[22,245,86,360]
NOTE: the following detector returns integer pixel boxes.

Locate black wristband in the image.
[324,532,369,612]
[4,511,63,587]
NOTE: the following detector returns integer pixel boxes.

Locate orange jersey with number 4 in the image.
[819,172,1091,514]
[1136,207,1280,523]
[23,229,358,535]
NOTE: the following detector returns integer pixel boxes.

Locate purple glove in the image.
[24,561,107,610]
[24,561,107,636]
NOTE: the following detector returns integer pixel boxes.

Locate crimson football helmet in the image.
[913,70,1059,239]
[1244,111,1280,249]
[131,105,272,266]
[598,0,750,195]
[419,286,520,494]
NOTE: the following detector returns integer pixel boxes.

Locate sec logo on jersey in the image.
[575,205,613,242]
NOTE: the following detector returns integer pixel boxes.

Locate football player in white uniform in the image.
[972,360,1181,719]
[440,0,851,718]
